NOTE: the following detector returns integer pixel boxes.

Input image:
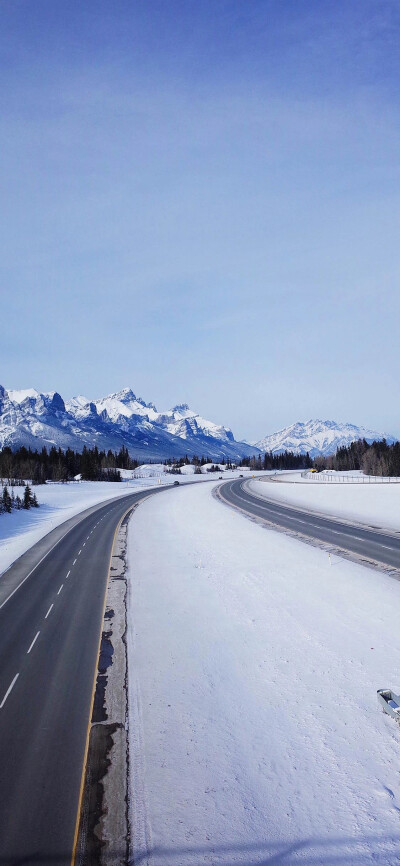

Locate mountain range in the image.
[0,386,260,461]
[254,419,397,458]
[1,387,396,462]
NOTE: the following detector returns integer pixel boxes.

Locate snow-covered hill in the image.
[0,385,259,461]
[254,419,396,458]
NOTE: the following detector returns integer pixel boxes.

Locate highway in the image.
[0,485,170,866]
[218,478,400,571]
[3,475,400,863]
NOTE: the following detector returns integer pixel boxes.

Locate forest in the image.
[0,443,311,484]
[240,451,313,471]
[0,444,136,483]
[315,438,400,476]
[1,438,399,487]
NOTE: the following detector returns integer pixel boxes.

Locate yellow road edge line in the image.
[70,483,210,864]
[70,499,138,866]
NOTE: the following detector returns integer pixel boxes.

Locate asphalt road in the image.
[0,485,171,866]
[4,475,400,863]
[218,478,400,571]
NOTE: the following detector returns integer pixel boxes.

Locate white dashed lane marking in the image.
[0,502,132,716]
[27,632,40,654]
[0,674,19,708]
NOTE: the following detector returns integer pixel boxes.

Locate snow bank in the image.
[250,476,400,532]
[125,464,167,478]
[174,464,240,475]
[126,482,400,865]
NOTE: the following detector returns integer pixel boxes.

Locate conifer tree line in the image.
[315,438,400,476]
[1,438,399,485]
[239,451,313,471]
[0,444,138,483]
[166,453,313,471]
[2,445,310,483]
[0,483,38,514]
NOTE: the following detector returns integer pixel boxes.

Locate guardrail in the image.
[303,472,400,483]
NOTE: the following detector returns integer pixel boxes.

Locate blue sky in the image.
[1,0,400,441]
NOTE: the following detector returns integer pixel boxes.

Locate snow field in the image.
[127,481,400,865]
[250,475,400,532]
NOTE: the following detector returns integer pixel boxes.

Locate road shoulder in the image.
[74,504,136,865]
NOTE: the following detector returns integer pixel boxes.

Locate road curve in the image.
[0,485,174,866]
[218,478,400,571]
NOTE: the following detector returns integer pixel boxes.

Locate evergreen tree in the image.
[2,486,12,513]
[23,483,33,509]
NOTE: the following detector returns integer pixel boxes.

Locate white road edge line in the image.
[27,631,40,654]
[57,584,63,595]
[242,479,400,543]
[45,604,53,619]
[66,570,70,579]
[0,673,19,708]
[0,532,78,612]
[73,559,77,565]
[0,500,122,613]
[233,487,400,560]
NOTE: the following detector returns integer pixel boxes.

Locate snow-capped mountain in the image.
[0,385,259,461]
[255,419,396,458]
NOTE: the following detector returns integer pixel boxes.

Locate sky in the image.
[1,0,400,442]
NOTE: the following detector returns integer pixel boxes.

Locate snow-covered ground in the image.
[120,463,246,478]
[0,471,247,578]
[126,481,400,865]
[250,475,400,532]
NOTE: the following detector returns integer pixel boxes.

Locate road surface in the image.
[4,475,400,863]
[0,486,171,865]
[218,478,400,571]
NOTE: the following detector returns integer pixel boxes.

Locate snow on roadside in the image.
[127,481,400,865]
[0,480,137,576]
[0,470,249,579]
[250,476,400,532]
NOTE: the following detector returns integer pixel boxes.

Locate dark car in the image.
[173,480,180,486]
